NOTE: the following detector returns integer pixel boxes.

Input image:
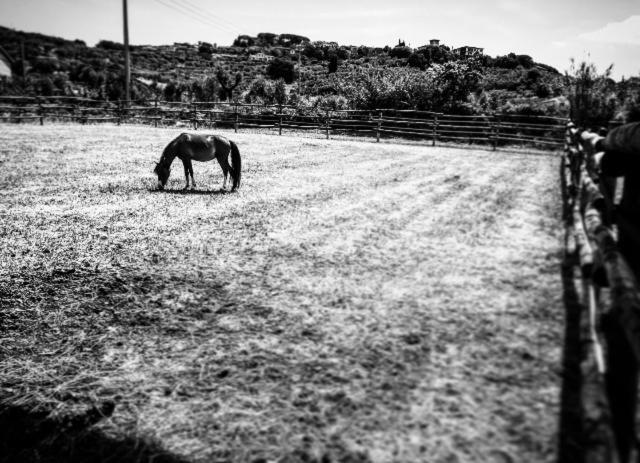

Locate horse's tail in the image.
[230,140,241,190]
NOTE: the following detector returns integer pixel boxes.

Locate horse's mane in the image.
[159,136,180,166]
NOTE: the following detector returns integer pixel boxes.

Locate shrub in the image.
[565,59,617,127]
[389,46,412,59]
[96,40,124,51]
[328,54,338,74]
[267,58,296,84]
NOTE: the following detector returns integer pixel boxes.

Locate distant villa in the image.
[453,46,484,58]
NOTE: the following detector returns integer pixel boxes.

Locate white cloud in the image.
[579,15,640,46]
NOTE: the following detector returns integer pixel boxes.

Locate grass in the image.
[0,123,563,463]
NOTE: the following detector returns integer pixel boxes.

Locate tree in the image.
[164,81,179,101]
[427,61,482,112]
[216,68,242,101]
[328,54,338,74]
[257,32,278,46]
[198,41,214,55]
[190,80,205,101]
[35,76,55,96]
[244,77,273,104]
[267,58,296,84]
[417,45,454,66]
[303,43,325,61]
[565,59,617,127]
[96,40,124,51]
[233,35,254,47]
[278,34,310,46]
[389,46,412,59]
[202,76,218,101]
[274,79,286,105]
[408,52,426,70]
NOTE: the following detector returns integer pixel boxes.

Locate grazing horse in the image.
[154,133,241,191]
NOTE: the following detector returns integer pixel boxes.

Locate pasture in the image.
[0,124,563,462]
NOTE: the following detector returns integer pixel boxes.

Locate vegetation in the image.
[565,59,617,128]
[216,68,242,101]
[1,25,639,120]
[266,57,296,84]
[0,123,562,463]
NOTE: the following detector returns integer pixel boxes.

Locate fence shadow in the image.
[0,401,190,463]
[557,258,584,463]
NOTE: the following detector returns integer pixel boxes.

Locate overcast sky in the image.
[1,0,639,79]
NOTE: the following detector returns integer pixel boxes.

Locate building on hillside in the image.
[429,39,440,46]
[250,52,270,62]
[0,45,14,80]
[453,46,484,58]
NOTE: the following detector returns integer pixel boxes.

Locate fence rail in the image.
[0,96,566,150]
[560,121,640,463]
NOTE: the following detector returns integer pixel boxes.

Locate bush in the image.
[389,46,412,59]
[35,76,55,96]
[32,57,59,73]
[96,40,124,51]
[267,58,296,84]
[198,42,214,55]
[328,55,338,74]
[408,53,426,70]
[565,59,617,127]
[274,79,286,105]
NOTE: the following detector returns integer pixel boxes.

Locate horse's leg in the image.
[187,159,195,189]
[217,155,230,190]
[181,158,190,190]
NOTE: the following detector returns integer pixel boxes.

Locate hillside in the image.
[1,25,637,120]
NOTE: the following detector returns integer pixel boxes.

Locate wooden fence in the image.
[560,122,640,463]
[0,96,567,150]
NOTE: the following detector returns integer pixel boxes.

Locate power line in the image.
[153,0,237,35]
[167,0,239,35]
[177,0,242,34]
[154,0,233,32]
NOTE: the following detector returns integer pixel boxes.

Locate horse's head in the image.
[154,160,170,190]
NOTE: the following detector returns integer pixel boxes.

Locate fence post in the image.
[154,98,158,128]
[78,102,86,125]
[432,113,438,147]
[376,111,382,142]
[37,97,43,126]
[234,102,238,133]
[278,104,283,136]
[192,102,198,130]
[116,101,121,126]
[492,115,499,151]
[603,312,639,463]
[325,110,330,140]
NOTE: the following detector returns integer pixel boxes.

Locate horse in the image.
[154,133,241,191]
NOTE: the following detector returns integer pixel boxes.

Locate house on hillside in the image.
[453,46,484,58]
[250,52,270,62]
[430,39,440,46]
[0,45,14,80]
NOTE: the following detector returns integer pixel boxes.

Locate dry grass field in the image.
[0,123,563,463]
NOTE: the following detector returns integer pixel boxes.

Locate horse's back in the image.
[175,133,230,162]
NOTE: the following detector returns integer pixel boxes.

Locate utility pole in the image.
[297,45,302,96]
[123,0,131,106]
[20,39,26,81]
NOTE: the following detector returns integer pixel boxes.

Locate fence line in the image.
[0,96,566,150]
[560,121,640,462]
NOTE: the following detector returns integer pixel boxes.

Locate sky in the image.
[1,0,639,80]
